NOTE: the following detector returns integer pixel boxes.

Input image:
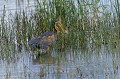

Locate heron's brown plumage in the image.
[29,17,65,54]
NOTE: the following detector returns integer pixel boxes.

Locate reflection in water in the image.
[0,46,120,79]
[32,54,56,64]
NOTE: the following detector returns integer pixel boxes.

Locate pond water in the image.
[0,0,120,79]
[0,45,120,79]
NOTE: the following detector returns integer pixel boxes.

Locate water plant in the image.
[0,0,119,56]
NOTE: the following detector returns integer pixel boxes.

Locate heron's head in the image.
[55,17,66,33]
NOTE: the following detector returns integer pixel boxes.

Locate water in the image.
[0,0,120,79]
[0,0,35,19]
[0,45,120,79]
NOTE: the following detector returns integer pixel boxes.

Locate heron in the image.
[29,17,65,54]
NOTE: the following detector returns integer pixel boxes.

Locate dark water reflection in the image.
[0,45,120,79]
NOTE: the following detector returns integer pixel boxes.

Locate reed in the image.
[0,0,119,55]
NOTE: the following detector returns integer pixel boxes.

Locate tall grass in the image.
[0,0,119,56]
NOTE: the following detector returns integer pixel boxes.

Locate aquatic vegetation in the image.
[0,0,119,55]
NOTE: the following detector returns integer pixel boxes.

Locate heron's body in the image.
[29,31,57,49]
[29,17,65,54]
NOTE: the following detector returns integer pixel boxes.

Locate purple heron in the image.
[29,17,65,54]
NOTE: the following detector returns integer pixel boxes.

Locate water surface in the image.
[0,45,120,79]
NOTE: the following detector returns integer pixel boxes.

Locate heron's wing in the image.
[38,33,57,45]
[29,32,57,49]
